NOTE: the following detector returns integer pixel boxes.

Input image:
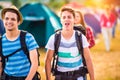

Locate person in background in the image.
[110,5,118,38]
[74,10,95,48]
[100,5,116,52]
[0,5,39,80]
[45,7,94,80]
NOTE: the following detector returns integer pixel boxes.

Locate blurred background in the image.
[0,0,120,80]
[0,0,120,46]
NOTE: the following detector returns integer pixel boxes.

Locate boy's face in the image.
[3,11,20,31]
[60,11,75,31]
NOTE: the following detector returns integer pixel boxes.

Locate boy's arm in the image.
[45,49,54,80]
[25,49,38,80]
[83,47,95,80]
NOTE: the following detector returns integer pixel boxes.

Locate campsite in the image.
[19,3,62,46]
[0,0,120,80]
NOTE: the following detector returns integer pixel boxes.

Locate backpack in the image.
[51,30,88,76]
[0,30,41,80]
[74,25,86,36]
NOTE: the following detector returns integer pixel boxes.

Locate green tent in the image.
[19,3,61,46]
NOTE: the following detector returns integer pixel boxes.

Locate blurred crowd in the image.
[62,3,120,51]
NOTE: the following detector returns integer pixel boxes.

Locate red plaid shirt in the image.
[86,26,95,48]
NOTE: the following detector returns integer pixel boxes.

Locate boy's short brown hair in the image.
[60,7,75,18]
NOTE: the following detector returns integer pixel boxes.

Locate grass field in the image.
[38,24,120,80]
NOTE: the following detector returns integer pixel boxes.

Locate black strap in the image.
[74,25,86,36]
[0,31,29,68]
[0,36,5,71]
[54,31,61,54]
[75,30,86,67]
[1,31,28,61]
[4,31,29,60]
[51,31,61,75]
[20,30,30,64]
[20,30,40,66]
[4,48,22,61]
[20,31,29,54]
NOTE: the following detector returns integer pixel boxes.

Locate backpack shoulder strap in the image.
[75,30,86,66]
[0,36,3,75]
[0,36,5,59]
[74,25,86,36]
[0,36,6,73]
[75,30,83,51]
[0,31,28,60]
[51,30,61,75]
[54,30,61,54]
[20,30,30,63]
[20,30,40,66]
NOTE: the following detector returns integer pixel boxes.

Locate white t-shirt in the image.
[45,31,89,72]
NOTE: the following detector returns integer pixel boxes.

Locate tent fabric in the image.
[19,3,62,46]
[84,13,101,37]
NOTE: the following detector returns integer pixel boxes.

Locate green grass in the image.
[90,24,120,80]
[38,24,120,80]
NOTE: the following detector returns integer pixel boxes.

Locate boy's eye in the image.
[62,16,66,19]
[5,17,9,20]
[11,18,16,21]
[62,16,72,19]
[68,16,71,19]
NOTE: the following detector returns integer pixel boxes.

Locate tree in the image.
[47,0,70,11]
[11,0,21,8]
[0,5,3,9]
